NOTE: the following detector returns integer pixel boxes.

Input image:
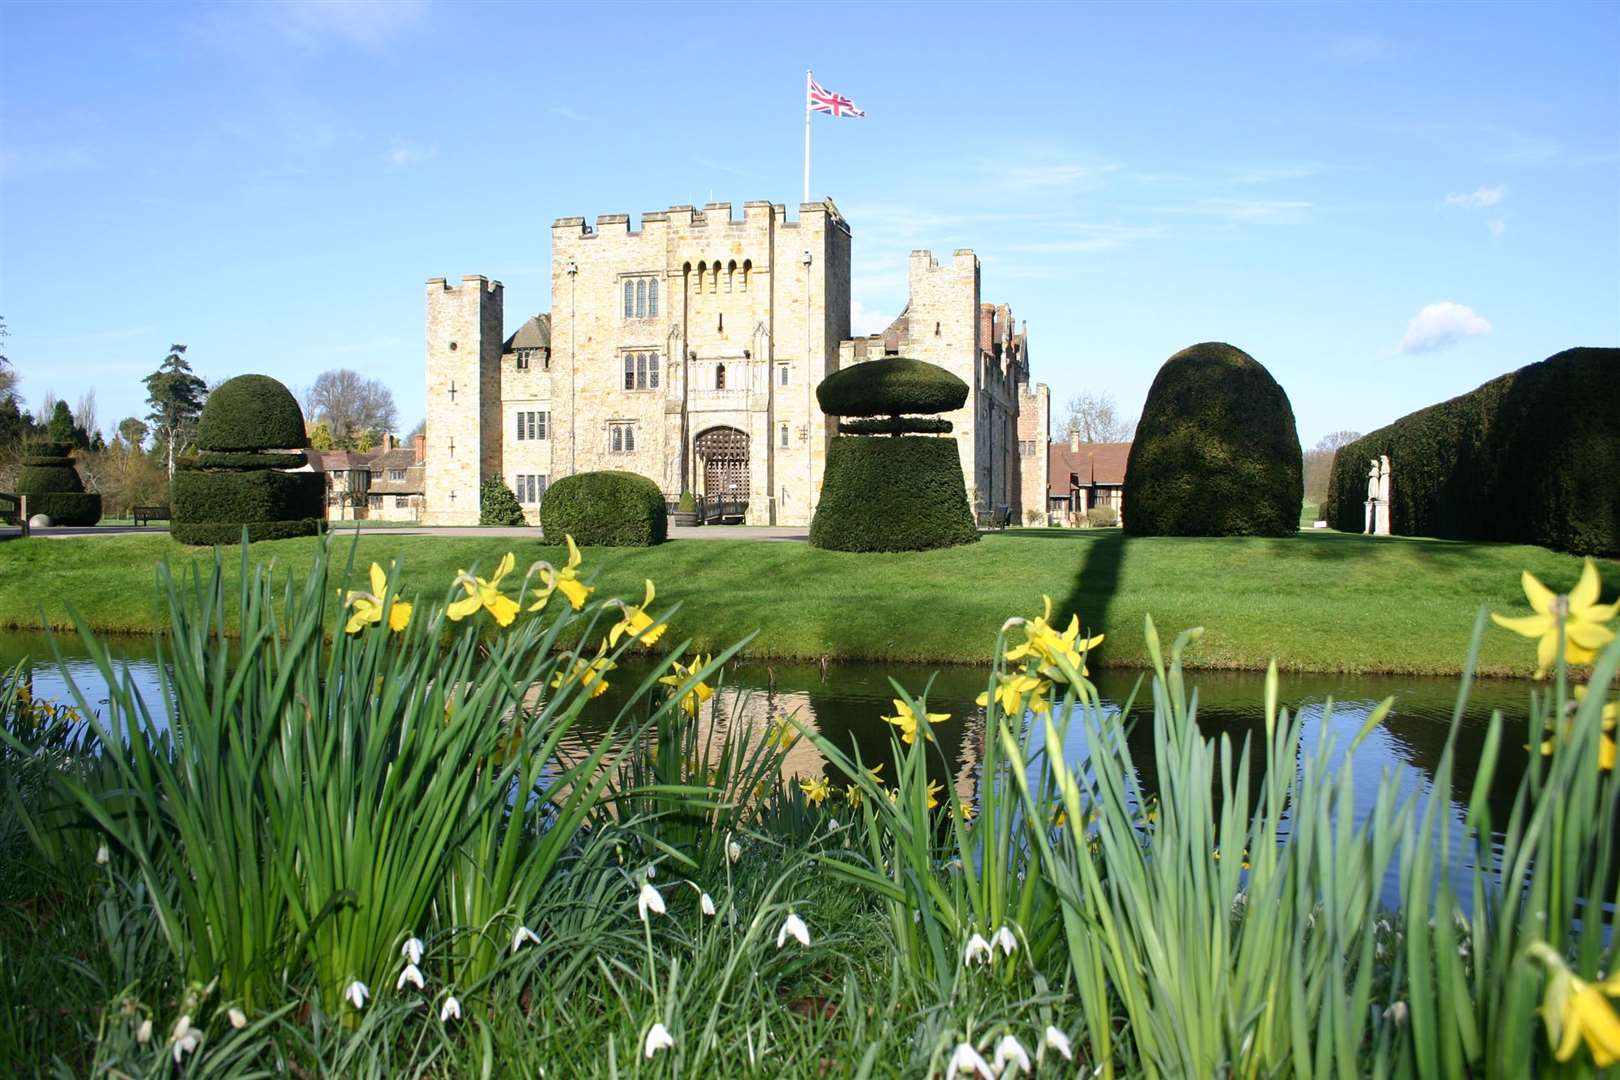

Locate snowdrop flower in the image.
[700,892,717,917]
[1043,1025,1073,1061]
[172,1028,201,1064]
[946,1042,994,1078]
[402,936,424,966]
[228,1007,247,1030]
[644,1022,675,1058]
[992,1034,1031,1074]
[96,843,109,866]
[396,963,425,991]
[172,1015,192,1041]
[344,980,370,1009]
[439,995,462,1022]
[639,882,666,921]
[963,933,993,967]
[828,817,840,830]
[776,912,810,948]
[727,838,742,863]
[646,864,657,880]
[135,1018,153,1044]
[990,926,1017,958]
[1384,1001,1408,1026]
[512,925,541,952]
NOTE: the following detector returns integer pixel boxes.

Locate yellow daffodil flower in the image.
[976,671,1052,716]
[925,779,943,810]
[844,783,863,809]
[530,535,594,612]
[882,699,947,746]
[765,715,799,750]
[448,552,520,627]
[1531,943,1620,1068]
[609,579,669,648]
[341,562,413,634]
[658,654,714,718]
[1536,686,1618,770]
[1492,559,1618,678]
[550,643,614,699]
[1005,595,1105,681]
[958,799,976,822]
[800,775,831,805]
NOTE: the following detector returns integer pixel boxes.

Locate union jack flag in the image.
[809,80,865,118]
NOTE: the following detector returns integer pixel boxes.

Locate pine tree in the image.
[143,345,207,480]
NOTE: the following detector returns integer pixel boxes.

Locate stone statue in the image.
[1374,455,1392,536]
[1365,458,1379,534]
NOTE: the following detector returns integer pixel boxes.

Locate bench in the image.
[133,505,173,527]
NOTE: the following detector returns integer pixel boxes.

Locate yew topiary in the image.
[17,440,101,525]
[196,374,309,452]
[1123,342,1302,537]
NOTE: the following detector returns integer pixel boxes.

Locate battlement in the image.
[426,275,502,295]
[553,199,822,239]
[908,248,978,274]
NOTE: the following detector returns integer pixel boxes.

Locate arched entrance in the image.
[695,426,749,502]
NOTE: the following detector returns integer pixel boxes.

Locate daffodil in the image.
[992,1035,1031,1075]
[963,933,993,967]
[448,552,520,626]
[512,925,541,952]
[342,562,412,633]
[609,579,669,648]
[1492,559,1618,678]
[439,994,462,1022]
[343,980,370,1010]
[550,642,614,699]
[1537,686,1618,770]
[402,936,424,966]
[776,912,810,948]
[800,775,831,805]
[946,1042,994,1078]
[1006,595,1104,682]
[658,654,714,718]
[1530,943,1620,1067]
[958,799,976,822]
[976,671,1051,716]
[228,1007,247,1030]
[766,714,799,750]
[529,535,594,611]
[883,698,946,746]
[396,963,425,991]
[844,783,863,809]
[644,1022,675,1058]
[925,779,943,810]
[639,881,666,922]
[1043,1025,1073,1061]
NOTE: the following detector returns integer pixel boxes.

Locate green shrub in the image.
[540,470,667,546]
[182,451,309,472]
[1086,505,1120,528]
[172,468,323,544]
[1123,342,1302,537]
[195,374,308,452]
[1326,347,1620,555]
[816,358,969,418]
[837,416,954,436]
[25,441,74,459]
[479,477,528,526]
[16,464,81,491]
[20,492,103,526]
[809,436,977,552]
[677,491,697,514]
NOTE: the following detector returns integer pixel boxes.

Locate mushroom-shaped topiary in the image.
[1123,342,1303,537]
[817,357,968,435]
[196,374,309,452]
[173,373,323,545]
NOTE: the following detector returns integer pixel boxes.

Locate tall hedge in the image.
[540,471,666,547]
[1325,347,1619,555]
[1123,342,1302,537]
[174,374,321,545]
[809,436,978,552]
[16,440,101,525]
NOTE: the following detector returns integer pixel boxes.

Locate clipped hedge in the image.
[540,471,666,547]
[16,440,101,525]
[1326,347,1620,555]
[480,477,527,527]
[837,417,954,436]
[817,358,969,418]
[196,374,308,451]
[173,468,323,543]
[172,518,323,546]
[182,451,309,472]
[1124,342,1302,537]
[809,436,978,552]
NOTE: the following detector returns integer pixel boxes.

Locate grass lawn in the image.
[1,529,1613,676]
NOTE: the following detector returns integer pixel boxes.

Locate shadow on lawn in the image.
[1055,530,1127,659]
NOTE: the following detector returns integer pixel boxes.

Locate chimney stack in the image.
[412,433,426,462]
[1069,431,1080,453]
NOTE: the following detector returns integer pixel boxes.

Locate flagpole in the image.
[803,68,812,204]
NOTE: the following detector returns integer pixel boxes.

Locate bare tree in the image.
[75,390,99,446]
[307,369,399,448]
[1303,430,1363,503]
[1060,391,1136,443]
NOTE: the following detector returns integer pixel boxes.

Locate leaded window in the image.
[624,281,634,318]
[624,355,636,390]
[636,279,647,318]
[647,278,658,317]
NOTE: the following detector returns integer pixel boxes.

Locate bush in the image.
[1025,508,1043,525]
[677,491,697,514]
[1123,342,1302,537]
[182,451,309,472]
[1086,505,1120,528]
[1326,347,1619,555]
[540,470,667,547]
[480,478,528,526]
[195,374,308,452]
[837,417,954,436]
[16,439,101,525]
[809,436,978,552]
[816,358,969,418]
[20,492,103,526]
[172,468,323,544]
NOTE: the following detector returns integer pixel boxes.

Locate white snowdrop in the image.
[992,1034,1031,1074]
[700,892,717,917]
[639,882,667,922]
[776,912,810,949]
[644,1022,675,1058]
[946,1042,994,1078]
[990,926,1017,958]
[402,936,424,966]
[439,995,462,1022]
[344,980,370,1010]
[396,963,425,991]
[512,925,541,952]
[1043,1025,1073,1061]
[228,1007,247,1030]
[963,933,993,968]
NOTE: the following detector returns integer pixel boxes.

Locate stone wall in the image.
[1018,381,1050,521]
[424,276,502,525]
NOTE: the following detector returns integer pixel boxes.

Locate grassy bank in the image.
[1,528,1614,676]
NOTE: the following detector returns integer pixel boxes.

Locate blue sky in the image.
[2,0,1616,446]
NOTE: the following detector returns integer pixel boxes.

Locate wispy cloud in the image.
[1445,185,1505,209]
[384,139,438,170]
[1228,165,1327,185]
[0,144,97,180]
[1398,302,1492,354]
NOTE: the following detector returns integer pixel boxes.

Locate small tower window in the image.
[715,362,727,390]
[780,423,789,448]
[710,263,719,292]
[636,279,647,318]
[695,262,706,295]
[624,355,636,390]
[741,259,751,292]
[726,260,736,292]
[624,281,635,318]
[648,278,658,317]
[778,363,789,387]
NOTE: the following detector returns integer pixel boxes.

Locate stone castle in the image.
[424,198,1050,527]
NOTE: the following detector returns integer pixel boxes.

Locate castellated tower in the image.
[424,275,503,525]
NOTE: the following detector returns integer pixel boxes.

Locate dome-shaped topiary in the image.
[196,374,309,452]
[540,471,666,546]
[1124,342,1302,537]
[16,439,101,525]
[816,358,968,419]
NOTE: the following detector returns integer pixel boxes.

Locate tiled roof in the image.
[1049,441,1132,496]
[503,313,551,352]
